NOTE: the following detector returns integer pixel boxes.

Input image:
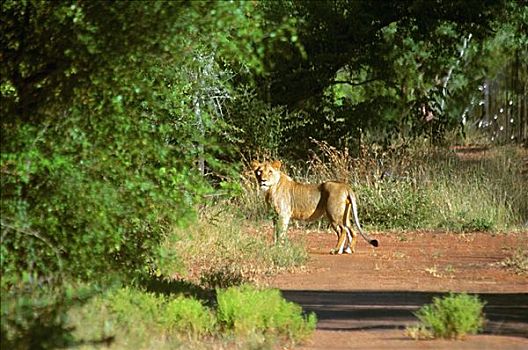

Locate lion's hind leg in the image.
[343,226,357,253]
[330,223,350,255]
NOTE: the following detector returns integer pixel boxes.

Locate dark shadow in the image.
[452,146,490,154]
[280,290,528,338]
[140,276,216,306]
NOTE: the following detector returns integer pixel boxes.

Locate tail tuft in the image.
[370,239,379,247]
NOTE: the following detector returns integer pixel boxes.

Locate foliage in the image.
[240,0,527,154]
[65,285,315,349]
[216,285,317,343]
[1,281,96,350]
[1,0,526,346]
[407,293,486,340]
[2,1,525,286]
[1,0,293,284]
[108,287,216,338]
[0,1,300,346]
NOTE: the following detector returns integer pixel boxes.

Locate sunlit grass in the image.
[160,211,308,288]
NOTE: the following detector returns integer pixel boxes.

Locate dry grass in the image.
[239,138,527,231]
[160,211,308,289]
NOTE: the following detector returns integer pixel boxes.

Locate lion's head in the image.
[251,160,282,190]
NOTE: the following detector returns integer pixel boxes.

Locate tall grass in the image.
[240,138,527,231]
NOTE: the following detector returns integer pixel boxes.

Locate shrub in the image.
[1,281,94,350]
[162,296,216,337]
[108,287,163,327]
[407,293,486,340]
[104,287,216,341]
[216,285,317,344]
[67,285,316,348]
[357,182,435,229]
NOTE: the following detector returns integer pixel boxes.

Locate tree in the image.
[0,0,245,283]
[248,0,515,150]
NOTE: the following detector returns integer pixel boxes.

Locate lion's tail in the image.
[347,191,378,247]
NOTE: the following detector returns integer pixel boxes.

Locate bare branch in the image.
[332,78,383,87]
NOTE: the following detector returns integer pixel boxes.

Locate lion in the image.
[251,160,378,254]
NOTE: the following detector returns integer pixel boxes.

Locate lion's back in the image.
[286,181,323,220]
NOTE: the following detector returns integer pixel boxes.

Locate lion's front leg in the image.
[274,214,290,244]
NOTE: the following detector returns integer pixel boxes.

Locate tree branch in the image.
[332,78,382,86]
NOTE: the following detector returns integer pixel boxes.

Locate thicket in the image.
[1,0,526,348]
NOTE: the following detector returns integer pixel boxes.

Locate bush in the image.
[108,287,215,337]
[1,281,94,350]
[357,182,435,229]
[1,1,241,286]
[406,293,486,340]
[162,296,216,337]
[216,285,317,343]
[109,288,164,327]
[103,287,216,343]
[66,285,315,348]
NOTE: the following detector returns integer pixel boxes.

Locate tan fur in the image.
[251,160,378,254]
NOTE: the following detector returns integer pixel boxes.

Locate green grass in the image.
[405,293,486,340]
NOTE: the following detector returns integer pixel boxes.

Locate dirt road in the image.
[268,230,528,349]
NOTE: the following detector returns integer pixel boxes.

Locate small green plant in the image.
[461,217,496,231]
[406,293,486,340]
[216,285,317,344]
[497,248,528,275]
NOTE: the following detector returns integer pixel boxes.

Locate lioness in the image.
[251,160,378,254]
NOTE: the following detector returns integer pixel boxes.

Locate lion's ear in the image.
[250,160,261,170]
[271,160,282,170]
